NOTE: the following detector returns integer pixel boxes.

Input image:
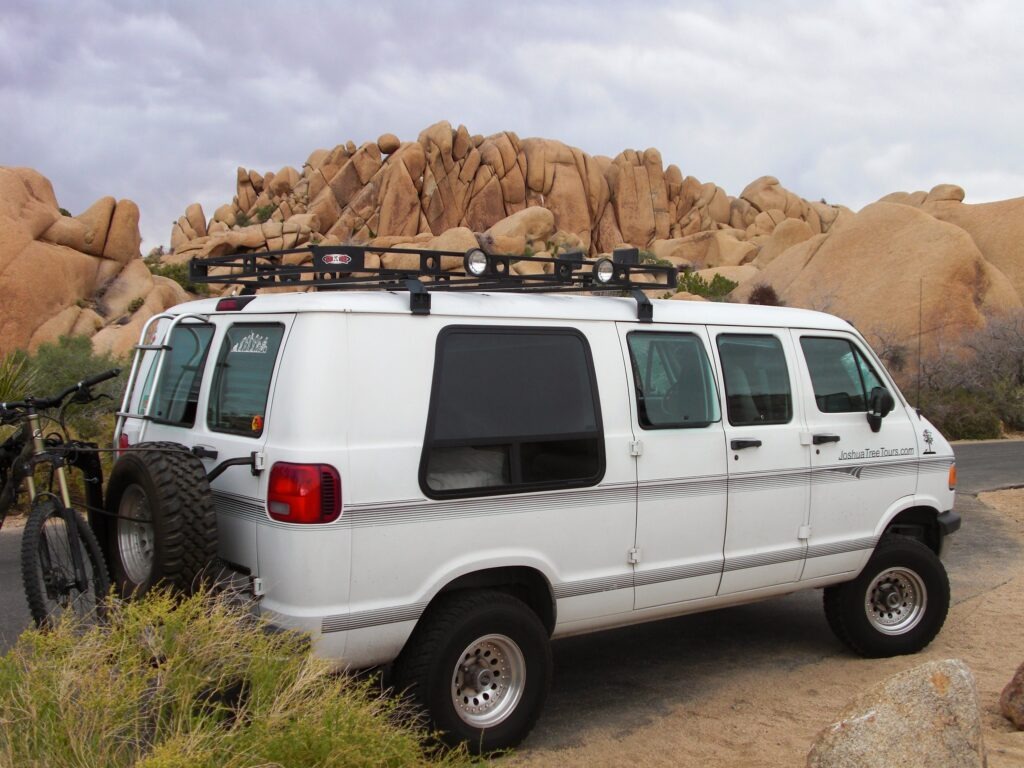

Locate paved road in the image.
[1,441,1022,659]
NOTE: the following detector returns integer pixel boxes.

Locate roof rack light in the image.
[188,244,678,321]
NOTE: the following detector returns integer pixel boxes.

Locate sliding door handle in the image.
[812,434,841,445]
[730,438,762,450]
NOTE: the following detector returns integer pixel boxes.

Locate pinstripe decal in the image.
[552,573,634,599]
[321,602,428,634]
[338,482,636,529]
[318,536,880,634]
[634,558,723,586]
[806,536,878,559]
[214,456,940,531]
[213,491,265,524]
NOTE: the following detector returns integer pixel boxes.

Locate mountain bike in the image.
[0,369,120,626]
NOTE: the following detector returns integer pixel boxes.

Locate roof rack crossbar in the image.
[187,244,678,320]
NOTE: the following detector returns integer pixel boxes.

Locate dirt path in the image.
[512,490,1024,767]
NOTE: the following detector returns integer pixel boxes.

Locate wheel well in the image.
[885,507,941,554]
[431,567,556,635]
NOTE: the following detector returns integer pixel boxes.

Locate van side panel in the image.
[339,314,637,667]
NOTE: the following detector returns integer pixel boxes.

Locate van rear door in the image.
[122,314,293,578]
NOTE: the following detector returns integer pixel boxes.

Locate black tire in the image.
[824,535,950,658]
[21,498,110,627]
[104,441,217,597]
[393,590,552,754]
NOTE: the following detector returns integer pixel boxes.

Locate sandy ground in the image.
[512,490,1024,767]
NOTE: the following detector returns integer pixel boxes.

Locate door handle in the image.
[812,434,841,445]
[730,438,762,450]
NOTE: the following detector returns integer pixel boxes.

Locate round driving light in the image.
[464,248,489,277]
[593,258,615,284]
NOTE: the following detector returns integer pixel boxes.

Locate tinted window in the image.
[207,324,284,437]
[422,327,604,496]
[149,324,214,426]
[717,334,792,426]
[627,332,720,429]
[801,337,888,413]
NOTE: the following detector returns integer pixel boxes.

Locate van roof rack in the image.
[188,244,678,322]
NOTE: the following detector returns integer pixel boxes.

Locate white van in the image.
[106,246,959,752]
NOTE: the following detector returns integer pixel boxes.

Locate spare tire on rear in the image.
[105,441,217,597]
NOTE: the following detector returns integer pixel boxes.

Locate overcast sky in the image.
[3,0,1022,250]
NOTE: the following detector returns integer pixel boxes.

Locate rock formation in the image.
[0,167,186,358]
[2,119,1024,360]
[167,121,1024,359]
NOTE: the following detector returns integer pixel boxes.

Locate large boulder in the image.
[806,659,986,768]
[1001,660,1024,729]
[735,202,1022,355]
[923,196,1024,301]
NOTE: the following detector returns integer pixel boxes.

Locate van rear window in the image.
[207,324,284,438]
[421,327,605,497]
[148,324,214,426]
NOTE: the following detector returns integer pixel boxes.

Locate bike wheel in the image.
[21,498,110,627]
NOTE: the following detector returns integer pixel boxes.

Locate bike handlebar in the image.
[0,367,122,416]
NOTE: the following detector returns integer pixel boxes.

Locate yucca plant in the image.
[0,350,37,403]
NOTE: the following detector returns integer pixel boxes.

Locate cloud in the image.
[2,0,1022,249]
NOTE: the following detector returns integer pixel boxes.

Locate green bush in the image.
[0,591,475,768]
[23,336,125,441]
[0,350,37,403]
[920,388,1002,440]
[255,205,277,223]
[677,271,738,301]
[146,260,208,295]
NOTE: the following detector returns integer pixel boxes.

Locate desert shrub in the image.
[0,350,37,403]
[677,270,737,301]
[255,204,276,223]
[128,297,145,313]
[0,590,474,768]
[59,207,71,217]
[235,213,251,228]
[146,260,208,295]
[23,336,125,441]
[746,284,783,306]
[919,388,1002,440]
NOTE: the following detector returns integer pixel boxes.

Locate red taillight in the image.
[216,296,257,311]
[117,433,130,458]
[267,462,341,524]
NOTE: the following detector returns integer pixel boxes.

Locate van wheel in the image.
[105,442,217,597]
[394,591,552,754]
[823,535,949,658]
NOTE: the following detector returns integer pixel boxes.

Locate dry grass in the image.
[0,590,476,768]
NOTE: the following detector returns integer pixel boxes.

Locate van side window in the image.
[207,324,284,438]
[716,334,792,426]
[149,324,214,426]
[421,327,604,497]
[800,336,887,413]
[627,332,721,429]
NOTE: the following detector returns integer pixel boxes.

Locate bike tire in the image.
[21,498,110,627]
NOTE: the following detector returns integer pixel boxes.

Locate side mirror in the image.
[866,387,895,433]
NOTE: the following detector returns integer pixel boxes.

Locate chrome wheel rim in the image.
[451,633,526,728]
[865,566,927,634]
[117,484,154,584]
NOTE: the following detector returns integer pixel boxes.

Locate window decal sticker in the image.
[231,331,270,354]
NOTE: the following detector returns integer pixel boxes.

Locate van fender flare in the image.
[872,494,951,554]
[413,552,560,631]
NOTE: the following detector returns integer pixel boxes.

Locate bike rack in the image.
[114,311,210,447]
